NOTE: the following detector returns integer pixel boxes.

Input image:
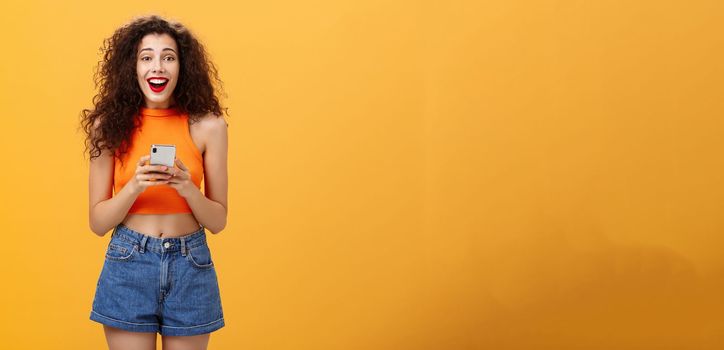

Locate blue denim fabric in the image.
[90,223,224,336]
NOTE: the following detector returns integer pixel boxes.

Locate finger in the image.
[172,168,188,178]
[139,180,169,186]
[166,173,187,183]
[138,155,151,166]
[137,173,172,181]
[175,157,188,171]
[171,169,189,180]
[137,164,170,174]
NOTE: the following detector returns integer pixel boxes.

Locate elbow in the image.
[90,226,104,237]
[208,225,225,235]
[89,207,107,237]
[89,220,110,237]
[207,221,226,235]
[89,224,106,237]
[208,209,227,234]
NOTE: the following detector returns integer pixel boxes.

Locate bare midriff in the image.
[122,212,202,238]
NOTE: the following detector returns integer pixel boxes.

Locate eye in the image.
[164,56,176,61]
[141,56,151,61]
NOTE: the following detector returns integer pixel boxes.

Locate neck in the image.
[144,99,175,109]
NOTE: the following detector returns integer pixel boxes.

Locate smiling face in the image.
[136,33,180,109]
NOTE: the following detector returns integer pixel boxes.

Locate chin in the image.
[145,95,171,104]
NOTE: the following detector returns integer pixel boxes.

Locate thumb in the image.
[175,157,188,170]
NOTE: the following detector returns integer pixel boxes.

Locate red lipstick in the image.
[146,77,169,93]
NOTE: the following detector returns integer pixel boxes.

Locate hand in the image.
[166,157,196,198]
[130,154,174,194]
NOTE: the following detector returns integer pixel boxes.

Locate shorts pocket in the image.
[186,244,214,269]
[105,240,137,262]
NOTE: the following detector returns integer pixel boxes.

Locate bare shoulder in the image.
[188,112,227,155]
[191,113,227,138]
[202,112,228,131]
[90,117,103,137]
[89,117,110,156]
[191,112,227,126]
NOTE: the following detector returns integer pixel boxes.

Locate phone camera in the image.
[152,148,157,153]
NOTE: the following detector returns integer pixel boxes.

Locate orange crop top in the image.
[114,107,204,214]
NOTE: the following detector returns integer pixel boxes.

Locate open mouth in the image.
[147,78,169,93]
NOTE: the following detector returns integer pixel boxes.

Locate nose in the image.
[152,58,164,73]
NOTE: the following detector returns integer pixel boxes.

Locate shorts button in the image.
[164,242,170,248]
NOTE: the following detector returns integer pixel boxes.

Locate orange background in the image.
[0,0,723,349]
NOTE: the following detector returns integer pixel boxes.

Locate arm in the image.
[183,115,229,234]
[88,120,143,236]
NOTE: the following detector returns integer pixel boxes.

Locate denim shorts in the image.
[90,223,224,336]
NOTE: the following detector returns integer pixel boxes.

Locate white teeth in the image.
[149,79,168,84]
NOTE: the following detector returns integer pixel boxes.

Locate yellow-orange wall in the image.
[0,0,722,349]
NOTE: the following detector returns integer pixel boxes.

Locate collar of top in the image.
[140,106,180,117]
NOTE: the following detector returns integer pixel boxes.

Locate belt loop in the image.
[180,237,187,256]
[139,235,148,253]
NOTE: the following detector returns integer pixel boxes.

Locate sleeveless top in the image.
[113,107,204,214]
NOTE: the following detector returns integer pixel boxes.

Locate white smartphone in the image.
[150,144,176,168]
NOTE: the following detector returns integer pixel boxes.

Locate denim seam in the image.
[115,234,206,251]
[105,244,136,261]
[160,317,224,329]
[91,310,159,326]
[108,243,128,254]
[159,258,164,302]
[187,249,214,269]
[117,224,205,240]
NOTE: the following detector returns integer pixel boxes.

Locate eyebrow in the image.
[138,48,177,54]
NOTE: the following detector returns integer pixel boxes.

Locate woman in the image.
[80,15,228,350]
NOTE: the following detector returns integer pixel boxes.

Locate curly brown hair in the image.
[79,14,227,167]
